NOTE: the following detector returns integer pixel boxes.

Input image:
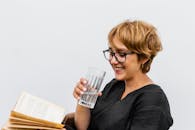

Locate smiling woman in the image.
[108,20,163,74]
[66,19,173,130]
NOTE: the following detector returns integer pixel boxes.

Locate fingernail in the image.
[80,91,84,94]
[83,87,87,91]
[83,80,87,84]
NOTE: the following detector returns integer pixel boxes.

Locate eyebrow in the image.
[108,47,129,52]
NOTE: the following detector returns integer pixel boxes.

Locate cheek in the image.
[125,57,140,71]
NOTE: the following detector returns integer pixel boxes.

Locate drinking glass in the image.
[78,67,106,108]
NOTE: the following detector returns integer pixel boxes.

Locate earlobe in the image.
[140,64,144,70]
[142,58,149,65]
[140,58,148,71]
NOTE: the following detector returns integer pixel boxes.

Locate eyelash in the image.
[110,51,126,57]
[118,53,126,57]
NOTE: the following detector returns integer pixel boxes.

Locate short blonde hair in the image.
[108,20,162,73]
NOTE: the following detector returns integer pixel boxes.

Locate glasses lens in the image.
[103,49,129,63]
[103,50,110,60]
[115,53,126,62]
[103,50,126,62]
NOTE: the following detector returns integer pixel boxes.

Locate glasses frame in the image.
[103,49,134,63]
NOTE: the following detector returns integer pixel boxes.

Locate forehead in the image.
[109,37,128,51]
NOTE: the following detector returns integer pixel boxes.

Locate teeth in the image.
[115,67,122,70]
[112,66,123,70]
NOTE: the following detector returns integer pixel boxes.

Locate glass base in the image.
[78,99,95,109]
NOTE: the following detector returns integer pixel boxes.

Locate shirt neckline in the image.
[119,82,157,101]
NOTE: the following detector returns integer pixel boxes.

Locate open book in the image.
[2,92,66,130]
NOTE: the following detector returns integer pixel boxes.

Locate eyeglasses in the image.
[103,49,134,63]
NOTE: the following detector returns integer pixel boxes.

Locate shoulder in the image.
[134,84,171,114]
[101,79,124,93]
[99,79,124,99]
[132,84,173,128]
[105,78,124,87]
[137,84,164,102]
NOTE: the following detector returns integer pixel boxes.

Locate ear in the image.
[141,58,149,65]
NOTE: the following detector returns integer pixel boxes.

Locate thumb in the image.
[97,92,102,97]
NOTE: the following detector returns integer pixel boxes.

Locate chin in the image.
[115,74,125,81]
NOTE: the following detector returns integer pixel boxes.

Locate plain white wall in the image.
[0,0,195,129]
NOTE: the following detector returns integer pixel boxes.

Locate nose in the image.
[110,55,119,64]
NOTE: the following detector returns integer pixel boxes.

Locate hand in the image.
[73,78,102,100]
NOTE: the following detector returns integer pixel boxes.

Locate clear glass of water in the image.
[78,67,106,109]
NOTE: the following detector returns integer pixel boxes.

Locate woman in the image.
[66,20,173,130]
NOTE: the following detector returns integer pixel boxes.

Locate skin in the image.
[73,36,153,130]
[109,37,153,99]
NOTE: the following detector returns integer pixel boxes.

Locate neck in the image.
[124,71,153,92]
[120,71,153,100]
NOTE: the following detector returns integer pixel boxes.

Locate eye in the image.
[118,52,126,57]
[108,51,114,56]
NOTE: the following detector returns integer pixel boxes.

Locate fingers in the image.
[97,92,102,97]
[73,78,87,100]
[73,78,103,100]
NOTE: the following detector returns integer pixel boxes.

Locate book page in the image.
[10,111,64,128]
[4,120,61,130]
[13,92,66,124]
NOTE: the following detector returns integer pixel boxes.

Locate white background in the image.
[0,0,194,129]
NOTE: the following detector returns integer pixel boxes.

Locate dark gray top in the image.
[87,79,173,130]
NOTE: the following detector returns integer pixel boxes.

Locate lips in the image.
[113,66,124,74]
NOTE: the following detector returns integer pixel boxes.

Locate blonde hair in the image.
[108,20,162,73]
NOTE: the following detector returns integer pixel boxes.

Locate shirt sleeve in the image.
[129,105,172,130]
[129,91,173,130]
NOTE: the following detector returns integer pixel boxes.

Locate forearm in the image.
[74,104,90,130]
